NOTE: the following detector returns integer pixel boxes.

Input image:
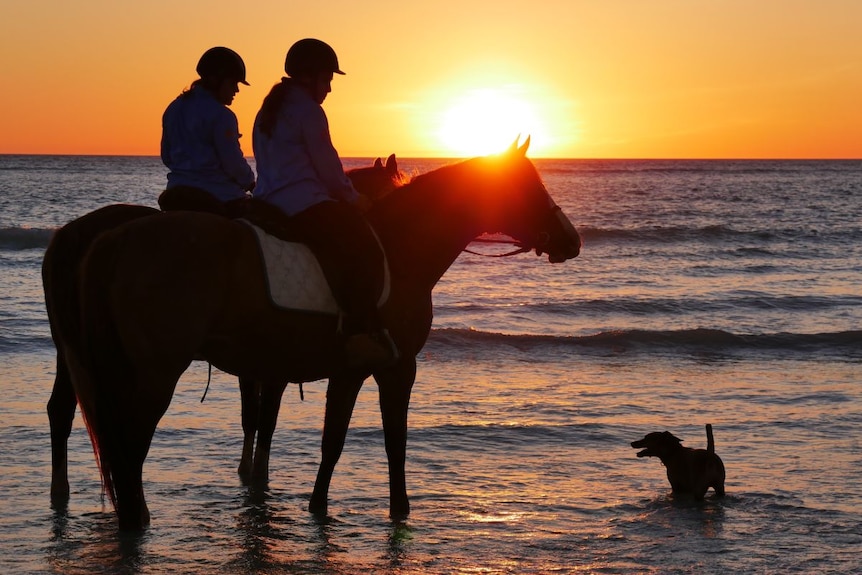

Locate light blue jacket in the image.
[252,82,358,216]
[161,85,255,201]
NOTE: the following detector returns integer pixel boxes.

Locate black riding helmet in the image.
[196,47,250,86]
[285,38,345,77]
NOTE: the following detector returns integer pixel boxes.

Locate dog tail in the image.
[706,424,715,453]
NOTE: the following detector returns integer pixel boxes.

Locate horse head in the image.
[348,154,407,202]
[472,136,581,263]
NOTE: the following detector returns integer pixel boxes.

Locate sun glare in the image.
[437,87,550,157]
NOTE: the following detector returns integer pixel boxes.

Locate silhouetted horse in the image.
[66,138,581,530]
[43,157,403,506]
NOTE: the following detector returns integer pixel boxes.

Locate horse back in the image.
[78,212,316,371]
[81,210,362,382]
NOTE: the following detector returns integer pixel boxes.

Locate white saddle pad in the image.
[243,221,389,314]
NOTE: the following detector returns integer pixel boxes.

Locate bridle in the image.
[462,204,562,258]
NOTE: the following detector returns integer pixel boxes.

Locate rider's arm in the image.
[302,106,359,204]
[213,109,256,192]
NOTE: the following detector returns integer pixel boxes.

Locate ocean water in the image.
[0,155,860,574]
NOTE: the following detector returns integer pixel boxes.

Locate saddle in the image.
[242,221,337,314]
[158,187,389,314]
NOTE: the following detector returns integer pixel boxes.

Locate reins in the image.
[200,363,213,402]
[463,238,531,258]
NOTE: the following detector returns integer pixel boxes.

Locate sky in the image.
[1,0,860,158]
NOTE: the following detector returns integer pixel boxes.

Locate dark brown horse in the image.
[68,138,580,530]
[43,157,403,506]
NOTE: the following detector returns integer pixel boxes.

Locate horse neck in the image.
[369,162,489,289]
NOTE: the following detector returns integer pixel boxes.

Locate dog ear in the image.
[664,431,682,444]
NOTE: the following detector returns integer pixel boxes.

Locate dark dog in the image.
[631,424,725,500]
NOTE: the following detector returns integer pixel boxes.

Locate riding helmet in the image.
[284,38,345,77]
[196,47,250,85]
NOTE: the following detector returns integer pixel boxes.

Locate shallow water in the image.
[0,156,860,573]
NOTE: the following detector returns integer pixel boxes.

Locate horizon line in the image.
[1,153,861,161]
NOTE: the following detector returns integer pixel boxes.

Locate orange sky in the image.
[1,1,860,158]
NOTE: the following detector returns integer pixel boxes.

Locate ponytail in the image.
[180,77,221,99]
[257,77,293,138]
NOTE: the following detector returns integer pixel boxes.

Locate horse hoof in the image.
[50,496,70,514]
[308,499,328,517]
[390,510,410,523]
[118,517,148,532]
[50,482,71,509]
[117,503,151,532]
[237,462,252,480]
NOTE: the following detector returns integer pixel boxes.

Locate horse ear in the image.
[373,157,384,168]
[518,135,531,156]
[506,135,521,155]
[385,153,398,174]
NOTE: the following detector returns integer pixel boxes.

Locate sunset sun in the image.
[437,87,549,157]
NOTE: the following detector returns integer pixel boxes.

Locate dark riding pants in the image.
[158,185,249,218]
[288,200,384,335]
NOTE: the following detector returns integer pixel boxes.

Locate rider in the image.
[160,46,256,214]
[252,38,398,369]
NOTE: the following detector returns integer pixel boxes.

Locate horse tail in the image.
[706,423,715,454]
[73,227,135,510]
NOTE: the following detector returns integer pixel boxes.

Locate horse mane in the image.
[372,158,473,211]
[370,154,520,221]
[364,156,496,260]
[388,164,411,188]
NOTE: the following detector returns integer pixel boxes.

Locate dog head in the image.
[631,431,683,458]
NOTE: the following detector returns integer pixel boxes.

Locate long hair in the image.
[257,77,295,138]
[179,77,221,100]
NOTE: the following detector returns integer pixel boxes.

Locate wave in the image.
[494,294,862,316]
[576,224,857,245]
[5,223,758,251]
[0,333,54,353]
[2,221,857,252]
[0,227,54,250]
[426,327,862,357]
[407,421,619,449]
[8,326,860,366]
[435,294,862,321]
[0,221,793,251]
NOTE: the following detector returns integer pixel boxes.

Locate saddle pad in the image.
[242,220,390,315]
[244,221,339,314]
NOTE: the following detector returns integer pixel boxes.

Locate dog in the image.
[631,424,725,500]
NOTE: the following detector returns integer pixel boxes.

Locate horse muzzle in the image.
[536,208,581,262]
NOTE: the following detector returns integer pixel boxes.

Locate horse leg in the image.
[374,360,417,521]
[113,455,149,531]
[112,370,182,531]
[238,377,260,480]
[47,349,76,506]
[309,374,364,515]
[250,382,288,483]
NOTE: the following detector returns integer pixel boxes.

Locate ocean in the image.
[0,155,860,574]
